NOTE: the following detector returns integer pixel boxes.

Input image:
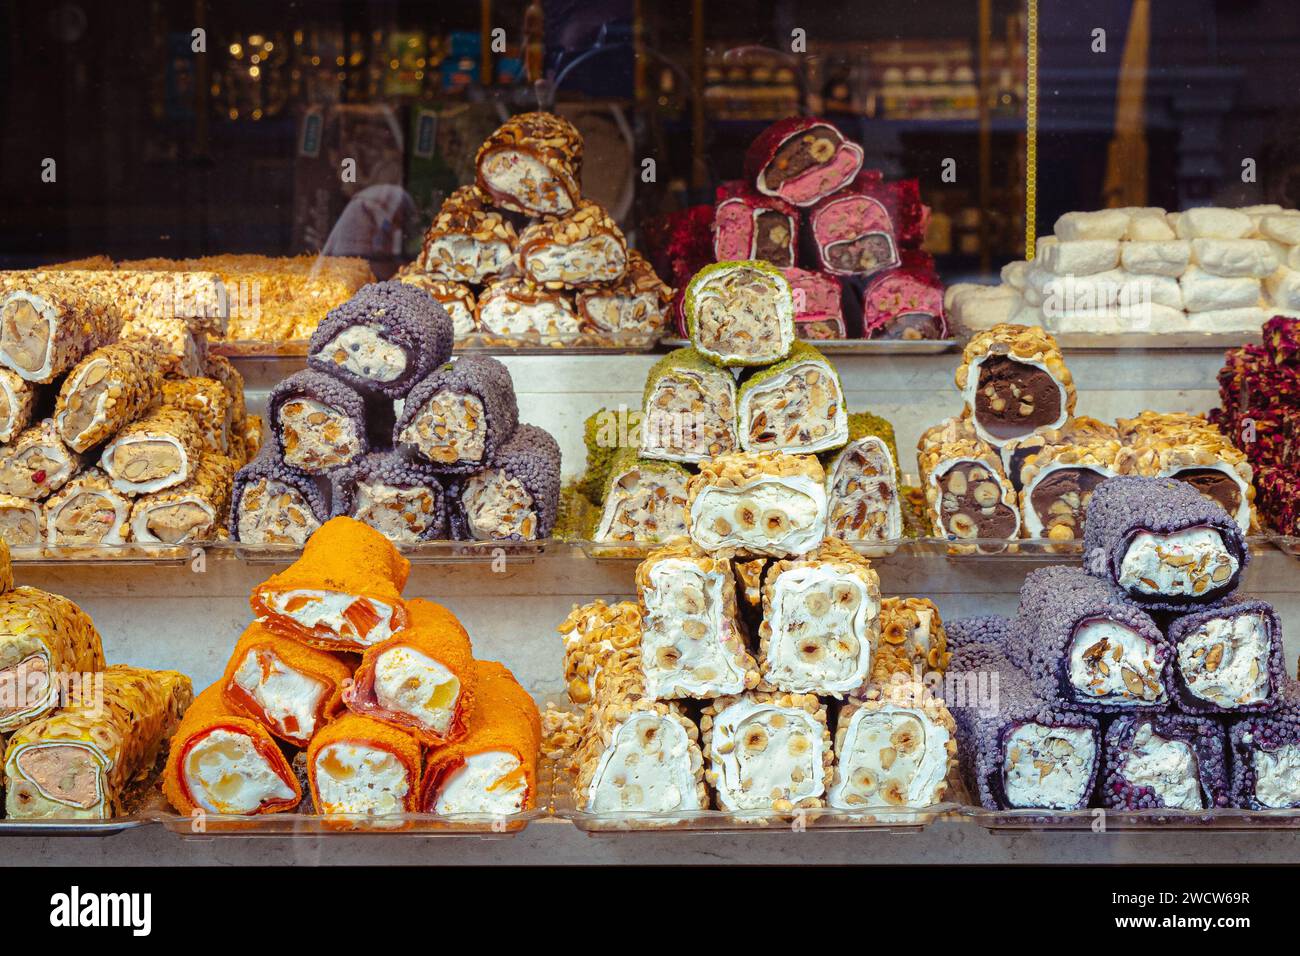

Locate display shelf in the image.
[0,818,149,837]
[1046,331,1259,351]
[660,337,961,355]
[957,806,1300,832]
[153,809,542,839]
[214,331,662,360]
[7,544,192,567]
[204,538,552,566]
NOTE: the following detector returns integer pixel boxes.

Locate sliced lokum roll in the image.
[251,516,411,651]
[743,117,864,207]
[575,250,672,336]
[639,348,737,463]
[782,267,846,339]
[1115,410,1218,441]
[757,539,880,696]
[421,660,541,816]
[581,406,643,501]
[1081,475,1248,611]
[228,450,328,545]
[808,191,901,278]
[43,469,132,547]
[863,261,948,340]
[0,369,36,444]
[128,454,236,544]
[162,684,301,816]
[823,411,903,544]
[449,423,559,541]
[220,621,353,748]
[873,596,950,681]
[418,185,518,283]
[828,681,957,810]
[0,281,124,383]
[1002,415,1118,490]
[1018,437,1122,542]
[203,353,247,428]
[477,276,579,337]
[918,435,1020,552]
[4,665,191,819]
[687,451,828,557]
[1100,714,1230,810]
[0,419,83,500]
[307,280,454,399]
[1123,431,1256,533]
[634,541,759,699]
[345,599,476,746]
[684,260,795,367]
[475,111,583,216]
[713,181,799,266]
[162,377,231,458]
[396,273,478,337]
[395,354,518,474]
[518,199,628,289]
[267,370,367,475]
[702,691,834,812]
[593,448,690,544]
[328,450,448,543]
[118,314,205,379]
[0,495,42,548]
[308,713,422,818]
[99,405,203,494]
[1010,566,1171,713]
[954,324,1076,447]
[737,341,848,454]
[0,585,106,733]
[1168,599,1284,714]
[1229,680,1300,809]
[557,599,643,706]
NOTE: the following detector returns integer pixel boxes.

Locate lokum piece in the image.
[744,117,864,207]
[308,713,422,817]
[807,186,901,277]
[823,411,903,544]
[0,280,123,383]
[1229,681,1300,809]
[518,199,627,289]
[712,181,799,266]
[476,277,579,336]
[1053,209,1130,241]
[54,343,166,452]
[99,405,203,494]
[683,260,795,367]
[418,185,518,283]
[781,267,845,339]
[0,419,83,500]
[118,314,205,379]
[1192,238,1277,278]
[128,454,236,544]
[556,599,642,706]
[395,354,518,474]
[162,377,231,458]
[686,451,828,557]
[0,369,37,444]
[448,423,560,541]
[1175,207,1253,240]
[872,596,949,682]
[475,111,583,216]
[918,435,1021,551]
[592,448,690,544]
[267,370,367,475]
[0,495,42,548]
[639,348,737,464]
[1018,437,1121,541]
[581,406,642,501]
[328,450,448,543]
[737,341,847,455]
[202,353,247,427]
[396,274,477,337]
[1167,599,1284,715]
[228,450,328,545]
[1099,715,1230,810]
[1120,239,1192,277]
[954,324,1075,447]
[43,469,132,547]
[862,262,948,340]
[574,250,672,336]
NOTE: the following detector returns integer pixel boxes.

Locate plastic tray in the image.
[7,544,192,566]
[215,331,660,358]
[203,538,552,565]
[0,817,150,837]
[660,337,959,355]
[958,805,1300,832]
[153,808,542,839]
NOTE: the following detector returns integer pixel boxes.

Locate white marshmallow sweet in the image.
[1191,239,1277,278]
[1175,207,1253,240]
[1125,210,1175,241]
[1179,267,1261,312]
[1054,209,1131,241]
[1040,240,1120,277]
[1000,260,1029,290]
[1121,240,1192,277]
[1257,213,1300,246]
[1187,307,1269,332]
[1265,268,1300,310]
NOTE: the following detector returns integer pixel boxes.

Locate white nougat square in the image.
[1039,239,1120,276]
[1121,240,1192,277]
[1054,209,1131,241]
[1186,307,1269,332]
[1258,213,1300,246]
[1179,267,1261,312]
[1191,238,1277,278]
[1265,268,1300,310]
[1175,207,1253,240]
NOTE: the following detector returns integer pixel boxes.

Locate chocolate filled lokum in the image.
[1123,430,1256,533]
[421,660,541,816]
[918,435,1020,551]
[329,450,447,543]
[1229,681,1300,809]
[684,260,795,367]
[1010,566,1171,713]
[737,341,847,454]
[308,281,454,399]
[0,495,42,548]
[575,250,672,336]
[395,354,518,474]
[396,273,478,337]
[593,448,690,544]
[687,451,828,557]
[100,406,203,494]
[828,681,957,809]
[823,411,903,544]
[1167,599,1284,715]
[635,541,760,699]
[640,348,737,464]
[449,423,560,541]
[758,539,879,696]
[713,181,799,266]
[0,369,36,444]
[418,185,518,284]
[0,280,124,383]
[808,187,901,277]
[128,454,236,544]
[518,199,628,289]
[782,267,846,339]
[0,419,83,500]
[54,342,165,453]
[1081,476,1248,610]
[162,377,231,458]
[702,691,834,812]
[955,325,1076,447]
[1100,714,1230,811]
[43,468,132,547]
[0,585,106,733]
[1002,416,1118,491]
[268,370,368,475]
[477,277,579,337]
[581,406,642,502]
[4,664,192,819]
[229,450,328,545]
[863,261,948,340]
[221,621,352,747]
[744,117,864,207]
[119,314,205,379]
[475,111,583,217]
[308,713,422,818]
[1018,437,1122,542]
[948,617,1101,811]
[873,596,950,681]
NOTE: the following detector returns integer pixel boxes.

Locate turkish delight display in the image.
[477,276,579,337]
[592,448,690,544]
[1167,600,1285,715]
[267,370,368,475]
[475,111,583,217]
[713,181,799,266]
[328,451,447,543]
[640,348,738,463]
[744,117,864,208]
[687,451,828,557]
[395,354,518,474]
[736,341,847,454]
[955,325,1076,447]
[43,468,133,547]
[228,450,328,546]
[518,199,628,289]
[417,185,518,284]
[1099,715,1230,811]
[449,423,560,541]
[823,412,903,544]
[684,260,795,367]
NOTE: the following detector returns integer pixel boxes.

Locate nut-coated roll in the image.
[418,185,518,284]
[687,451,828,558]
[267,369,368,474]
[43,468,133,547]
[0,418,84,500]
[0,368,37,444]
[954,324,1076,448]
[475,111,583,217]
[128,454,236,544]
[395,354,519,475]
[228,449,328,545]
[1167,599,1285,715]
[448,423,560,541]
[743,117,864,208]
[684,260,795,367]
[872,596,950,682]
[328,449,448,543]
[517,199,628,290]
[640,348,738,464]
[1099,714,1229,811]
[1229,680,1300,809]
[592,447,690,544]
[99,405,204,494]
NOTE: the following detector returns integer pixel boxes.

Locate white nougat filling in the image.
[764,566,874,694]
[352,480,439,542]
[317,325,408,383]
[1177,613,1271,708]
[1118,527,1238,597]
[423,235,514,281]
[738,361,848,454]
[1002,723,1096,809]
[314,742,409,815]
[1121,722,1202,810]
[826,435,903,542]
[481,150,573,215]
[184,729,296,814]
[588,713,701,812]
[642,559,748,698]
[526,235,626,285]
[232,648,328,741]
[690,475,827,556]
[372,645,460,734]
[266,589,398,646]
[479,296,578,335]
[828,706,950,809]
[709,699,825,811]
[1253,744,1300,809]
[1068,618,1166,705]
[434,750,526,815]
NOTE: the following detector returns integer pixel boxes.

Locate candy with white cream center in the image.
[587,713,700,812]
[372,645,460,735]
[1118,527,1238,597]
[480,150,573,216]
[690,475,827,556]
[318,326,408,383]
[1177,613,1270,708]
[1120,722,1202,810]
[277,398,362,473]
[829,706,951,809]
[1069,618,1166,704]
[313,742,409,815]
[763,566,873,694]
[399,392,486,465]
[232,647,328,742]
[461,469,536,539]
[236,478,321,545]
[183,728,297,814]
[266,590,398,646]
[709,698,826,811]
[641,558,750,698]
[352,481,440,542]
[433,750,525,815]
[1252,745,1300,809]
[1002,723,1096,809]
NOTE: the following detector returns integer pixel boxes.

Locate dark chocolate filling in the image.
[824,234,895,274]
[753,210,794,266]
[764,130,840,189]
[877,312,943,340]
[1029,467,1108,539]
[938,461,1018,543]
[973,355,1063,440]
[1173,468,1242,519]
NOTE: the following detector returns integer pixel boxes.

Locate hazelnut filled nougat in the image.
[4,664,192,819]
[128,454,237,544]
[418,185,518,284]
[1122,427,1256,533]
[557,599,642,707]
[743,117,864,208]
[0,494,41,548]
[593,448,690,544]
[395,354,519,475]
[918,436,1020,551]
[308,713,422,818]
[639,348,738,464]
[267,370,368,475]
[477,277,579,337]
[0,278,124,383]
[872,596,950,681]
[0,368,36,444]
[713,181,799,266]
[862,261,948,340]
[475,111,583,217]
[1229,680,1300,809]
[328,450,448,543]
[575,249,673,336]
[954,324,1076,447]
[449,423,560,541]
[518,199,628,289]
[0,418,84,501]
[822,411,903,544]
[684,260,795,367]
[807,185,902,278]
[100,406,204,494]
[1099,714,1229,812]
[782,267,846,339]
[687,451,828,558]
[228,449,329,545]
[43,468,133,547]
[1017,435,1122,542]
[162,377,232,459]
[737,341,847,454]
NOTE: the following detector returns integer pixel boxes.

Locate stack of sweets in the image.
[230,280,561,545]
[554,458,957,817]
[948,475,1293,812]
[162,517,541,822]
[399,111,673,345]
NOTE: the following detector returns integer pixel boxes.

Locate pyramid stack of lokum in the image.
[916,322,1257,552]
[0,268,258,550]
[163,517,540,822]
[1210,315,1300,535]
[397,111,672,343]
[575,261,904,548]
[229,280,560,545]
[947,205,1300,336]
[553,454,956,816]
[653,117,942,341]
[0,539,193,819]
[947,474,1300,812]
